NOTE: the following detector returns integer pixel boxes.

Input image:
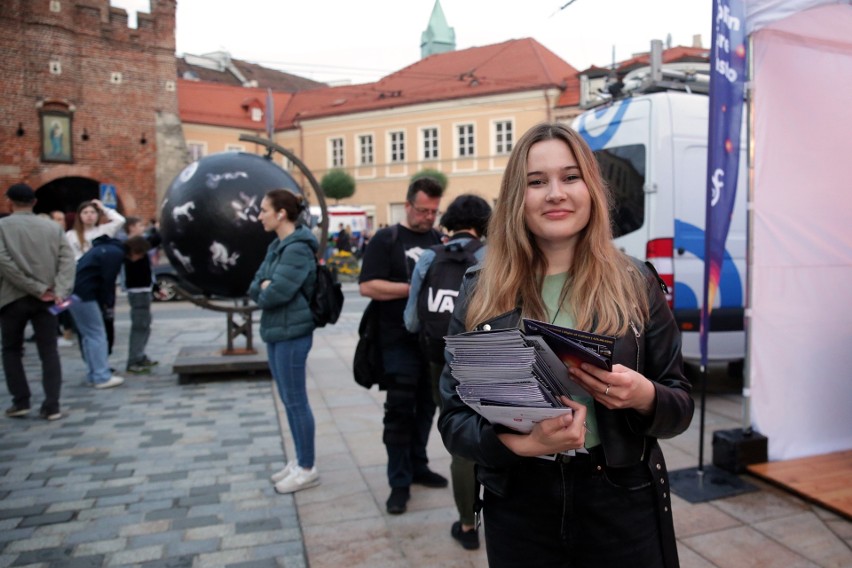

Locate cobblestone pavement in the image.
[1,288,850,567]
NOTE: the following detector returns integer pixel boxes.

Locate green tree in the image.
[410,168,448,190]
[320,169,356,203]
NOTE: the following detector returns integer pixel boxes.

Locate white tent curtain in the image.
[747,1,852,460]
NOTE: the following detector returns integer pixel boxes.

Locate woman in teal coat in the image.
[249,189,319,494]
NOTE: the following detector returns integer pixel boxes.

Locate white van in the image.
[309,205,369,241]
[572,91,746,365]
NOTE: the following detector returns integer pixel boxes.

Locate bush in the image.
[320,169,356,202]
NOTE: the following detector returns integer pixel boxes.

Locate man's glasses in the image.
[408,201,441,216]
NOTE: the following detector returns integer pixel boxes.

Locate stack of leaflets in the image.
[443,322,615,433]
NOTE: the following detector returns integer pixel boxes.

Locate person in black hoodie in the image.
[122,217,160,374]
[69,235,150,389]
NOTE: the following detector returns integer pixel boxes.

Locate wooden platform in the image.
[747,450,852,520]
[172,344,269,383]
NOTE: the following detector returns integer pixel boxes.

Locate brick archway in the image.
[30,166,125,220]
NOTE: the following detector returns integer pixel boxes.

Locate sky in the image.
[111,0,714,84]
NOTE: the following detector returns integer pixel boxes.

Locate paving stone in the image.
[46,554,106,568]
[83,487,129,499]
[139,553,196,567]
[170,515,221,530]
[189,483,230,497]
[9,545,76,564]
[74,538,128,555]
[225,558,279,568]
[145,507,189,522]
[0,505,46,520]
[2,533,63,552]
[234,518,282,534]
[106,544,164,566]
[18,510,76,527]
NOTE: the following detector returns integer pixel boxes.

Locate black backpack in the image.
[417,238,483,363]
[307,261,344,327]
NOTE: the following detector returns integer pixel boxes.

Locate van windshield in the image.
[594,144,645,238]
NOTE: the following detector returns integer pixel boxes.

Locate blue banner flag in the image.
[701,0,747,367]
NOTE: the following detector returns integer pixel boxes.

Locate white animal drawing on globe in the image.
[231,192,260,222]
[206,171,248,189]
[172,201,195,223]
[170,246,194,274]
[210,241,240,269]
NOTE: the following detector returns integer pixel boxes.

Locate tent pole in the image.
[743,34,755,434]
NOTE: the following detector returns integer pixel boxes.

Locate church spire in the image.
[420,0,456,58]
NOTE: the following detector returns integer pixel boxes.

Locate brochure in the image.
[522,319,614,372]
[48,294,81,315]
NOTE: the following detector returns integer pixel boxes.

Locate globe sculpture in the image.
[160,152,304,298]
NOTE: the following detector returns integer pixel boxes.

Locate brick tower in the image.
[0,0,187,221]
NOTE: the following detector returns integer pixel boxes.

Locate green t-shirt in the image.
[541,272,601,448]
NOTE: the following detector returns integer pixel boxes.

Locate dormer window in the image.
[251,107,262,122]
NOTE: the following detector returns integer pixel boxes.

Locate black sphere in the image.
[160,152,303,298]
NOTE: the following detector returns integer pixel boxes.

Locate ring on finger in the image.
[604,384,611,396]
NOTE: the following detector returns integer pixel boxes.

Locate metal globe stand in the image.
[171,136,330,381]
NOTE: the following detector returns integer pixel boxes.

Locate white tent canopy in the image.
[745,0,852,460]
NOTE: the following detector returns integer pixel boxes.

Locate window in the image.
[187,142,206,162]
[359,134,374,165]
[495,120,514,154]
[593,144,646,237]
[251,108,262,122]
[330,137,344,167]
[457,123,475,157]
[389,131,406,163]
[422,127,438,160]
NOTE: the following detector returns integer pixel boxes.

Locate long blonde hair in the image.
[72,200,99,253]
[465,122,649,336]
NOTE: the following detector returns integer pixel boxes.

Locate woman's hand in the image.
[497,397,587,457]
[569,363,656,415]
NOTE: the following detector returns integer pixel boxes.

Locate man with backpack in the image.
[359,177,446,516]
[404,194,491,550]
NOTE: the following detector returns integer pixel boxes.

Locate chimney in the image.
[692,34,703,48]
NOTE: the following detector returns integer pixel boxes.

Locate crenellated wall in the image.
[0,0,187,220]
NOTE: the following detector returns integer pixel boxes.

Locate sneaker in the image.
[140,357,159,367]
[451,521,480,550]
[94,376,125,389]
[57,337,75,347]
[126,365,151,375]
[386,487,410,515]
[270,460,297,483]
[413,469,449,488]
[274,466,320,494]
[39,409,62,421]
[5,404,31,418]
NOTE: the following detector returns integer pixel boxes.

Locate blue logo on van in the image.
[576,99,634,151]
[673,220,742,309]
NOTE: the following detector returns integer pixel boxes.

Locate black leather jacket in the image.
[437,260,694,567]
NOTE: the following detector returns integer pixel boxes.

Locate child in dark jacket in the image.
[123,217,161,374]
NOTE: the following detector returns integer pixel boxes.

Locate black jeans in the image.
[1,296,62,413]
[382,341,436,488]
[483,449,665,568]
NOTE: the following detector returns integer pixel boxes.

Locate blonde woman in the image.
[438,123,694,567]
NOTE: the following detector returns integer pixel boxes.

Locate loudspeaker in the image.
[712,428,768,474]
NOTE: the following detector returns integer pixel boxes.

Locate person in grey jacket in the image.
[249,189,319,495]
[0,183,76,420]
[437,123,694,567]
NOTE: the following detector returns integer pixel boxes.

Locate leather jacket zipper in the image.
[629,320,640,370]
[629,320,647,461]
